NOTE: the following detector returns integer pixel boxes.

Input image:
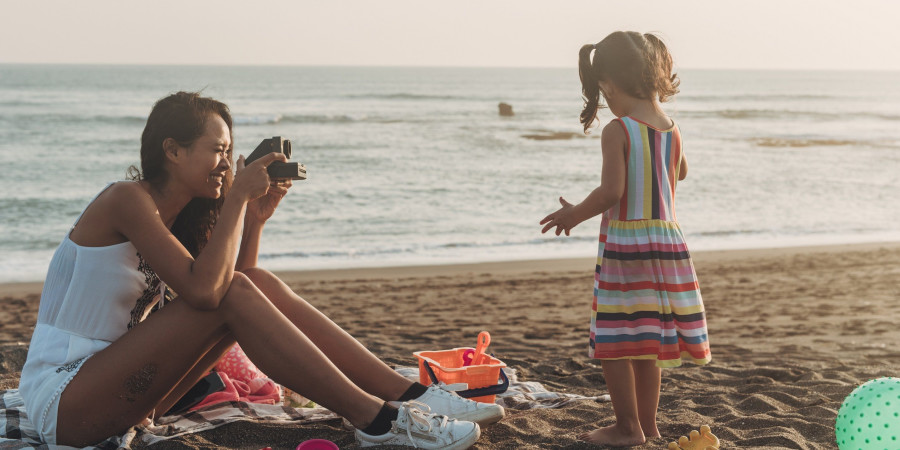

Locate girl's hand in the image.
[232,153,288,202]
[540,197,579,236]
[247,178,292,223]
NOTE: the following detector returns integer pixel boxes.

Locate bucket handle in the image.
[422,360,510,399]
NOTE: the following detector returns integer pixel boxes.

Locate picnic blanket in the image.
[0,367,609,449]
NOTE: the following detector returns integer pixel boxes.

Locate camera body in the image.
[245,136,307,180]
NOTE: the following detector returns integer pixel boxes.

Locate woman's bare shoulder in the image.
[101,181,154,207]
[71,182,153,246]
[88,181,158,224]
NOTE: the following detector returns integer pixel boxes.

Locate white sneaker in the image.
[355,401,480,449]
[390,384,505,425]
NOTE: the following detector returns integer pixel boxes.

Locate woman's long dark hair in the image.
[128,91,234,257]
[579,31,680,133]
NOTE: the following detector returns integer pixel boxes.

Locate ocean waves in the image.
[681,93,836,102]
[0,197,83,220]
[752,138,857,148]
[233,113,412,126]
[2,65,900,282]
[743,137,899,149]
[679,109,900,122]
[233,114,284,125]
[344,92,470,101]
[521,130,596,141]
[259,235,598,261]
[1,113,146,126]
[1,112,415,129]
[21,107,900,136]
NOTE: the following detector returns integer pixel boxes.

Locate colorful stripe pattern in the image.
[589,117,710,368]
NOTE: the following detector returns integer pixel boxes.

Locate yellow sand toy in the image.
[667,425,720,450]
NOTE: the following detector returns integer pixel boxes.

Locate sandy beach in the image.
[2,241,899,449]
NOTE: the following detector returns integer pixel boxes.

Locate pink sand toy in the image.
[461,332,490,366]
[295,439,339,450]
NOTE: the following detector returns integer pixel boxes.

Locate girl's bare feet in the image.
[578,423,646,447]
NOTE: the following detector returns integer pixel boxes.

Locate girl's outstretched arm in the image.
[540,120,626,236]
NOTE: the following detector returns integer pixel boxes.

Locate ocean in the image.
[1,65,899,283]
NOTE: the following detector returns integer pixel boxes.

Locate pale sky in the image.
[2,0,899,71]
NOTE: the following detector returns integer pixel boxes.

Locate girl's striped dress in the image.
[589,116,711,368]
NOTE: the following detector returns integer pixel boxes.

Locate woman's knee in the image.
[241,266,274,284]
[240,267,289,298]
[229,271,256,290]
[220,272,268,308]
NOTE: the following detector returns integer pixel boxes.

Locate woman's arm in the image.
[540,120,627,235]
[107,184,243,309]
[235,179,291,271]
[235,218,263,271]
[111,153,285,310]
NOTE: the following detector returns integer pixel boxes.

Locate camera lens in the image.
[283,139,292,159]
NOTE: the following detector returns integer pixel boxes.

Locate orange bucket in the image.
[413,332,508,403]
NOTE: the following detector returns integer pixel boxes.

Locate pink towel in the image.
[190,344,282,411]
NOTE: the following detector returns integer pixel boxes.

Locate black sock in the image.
[396,382,429,402]
[360,403,399,436]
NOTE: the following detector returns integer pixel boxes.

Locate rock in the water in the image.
[498,102,514,116]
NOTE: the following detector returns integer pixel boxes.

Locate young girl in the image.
[18,92,502,449]
[540,31,711,446]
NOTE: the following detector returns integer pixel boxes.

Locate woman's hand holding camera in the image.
[233,153,286,201]
[234,153,292,222]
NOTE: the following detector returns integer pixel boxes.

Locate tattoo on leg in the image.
[118,364,159,403]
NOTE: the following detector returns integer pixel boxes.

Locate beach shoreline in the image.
[4,240,898,296]
[2,241,899,448]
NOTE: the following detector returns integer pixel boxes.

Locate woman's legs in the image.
[632,359,661,438]
[242,267,413,401]
[151,334,236,418]
[56,272,383,447]
[578,360,645,446]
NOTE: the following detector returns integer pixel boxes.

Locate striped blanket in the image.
[0,367,607,449]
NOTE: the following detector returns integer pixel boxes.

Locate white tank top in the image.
[19,182,167,420]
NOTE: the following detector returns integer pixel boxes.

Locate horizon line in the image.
[2,61,899,73]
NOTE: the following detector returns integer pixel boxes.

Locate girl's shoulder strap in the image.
[612,116,635,133]
[613,116,634,148]
[615,116,644,136]
[616,116,635,127]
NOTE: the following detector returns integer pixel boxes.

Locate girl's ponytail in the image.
[642,33,680,102]
[579,44,601,133]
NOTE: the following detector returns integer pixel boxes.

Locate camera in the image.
[245,136,307,180]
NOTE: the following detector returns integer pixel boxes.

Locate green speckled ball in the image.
[835,377,900,450]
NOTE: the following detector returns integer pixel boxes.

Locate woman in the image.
[18,92,502,449]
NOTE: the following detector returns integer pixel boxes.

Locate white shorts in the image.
[21,355,90,444]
